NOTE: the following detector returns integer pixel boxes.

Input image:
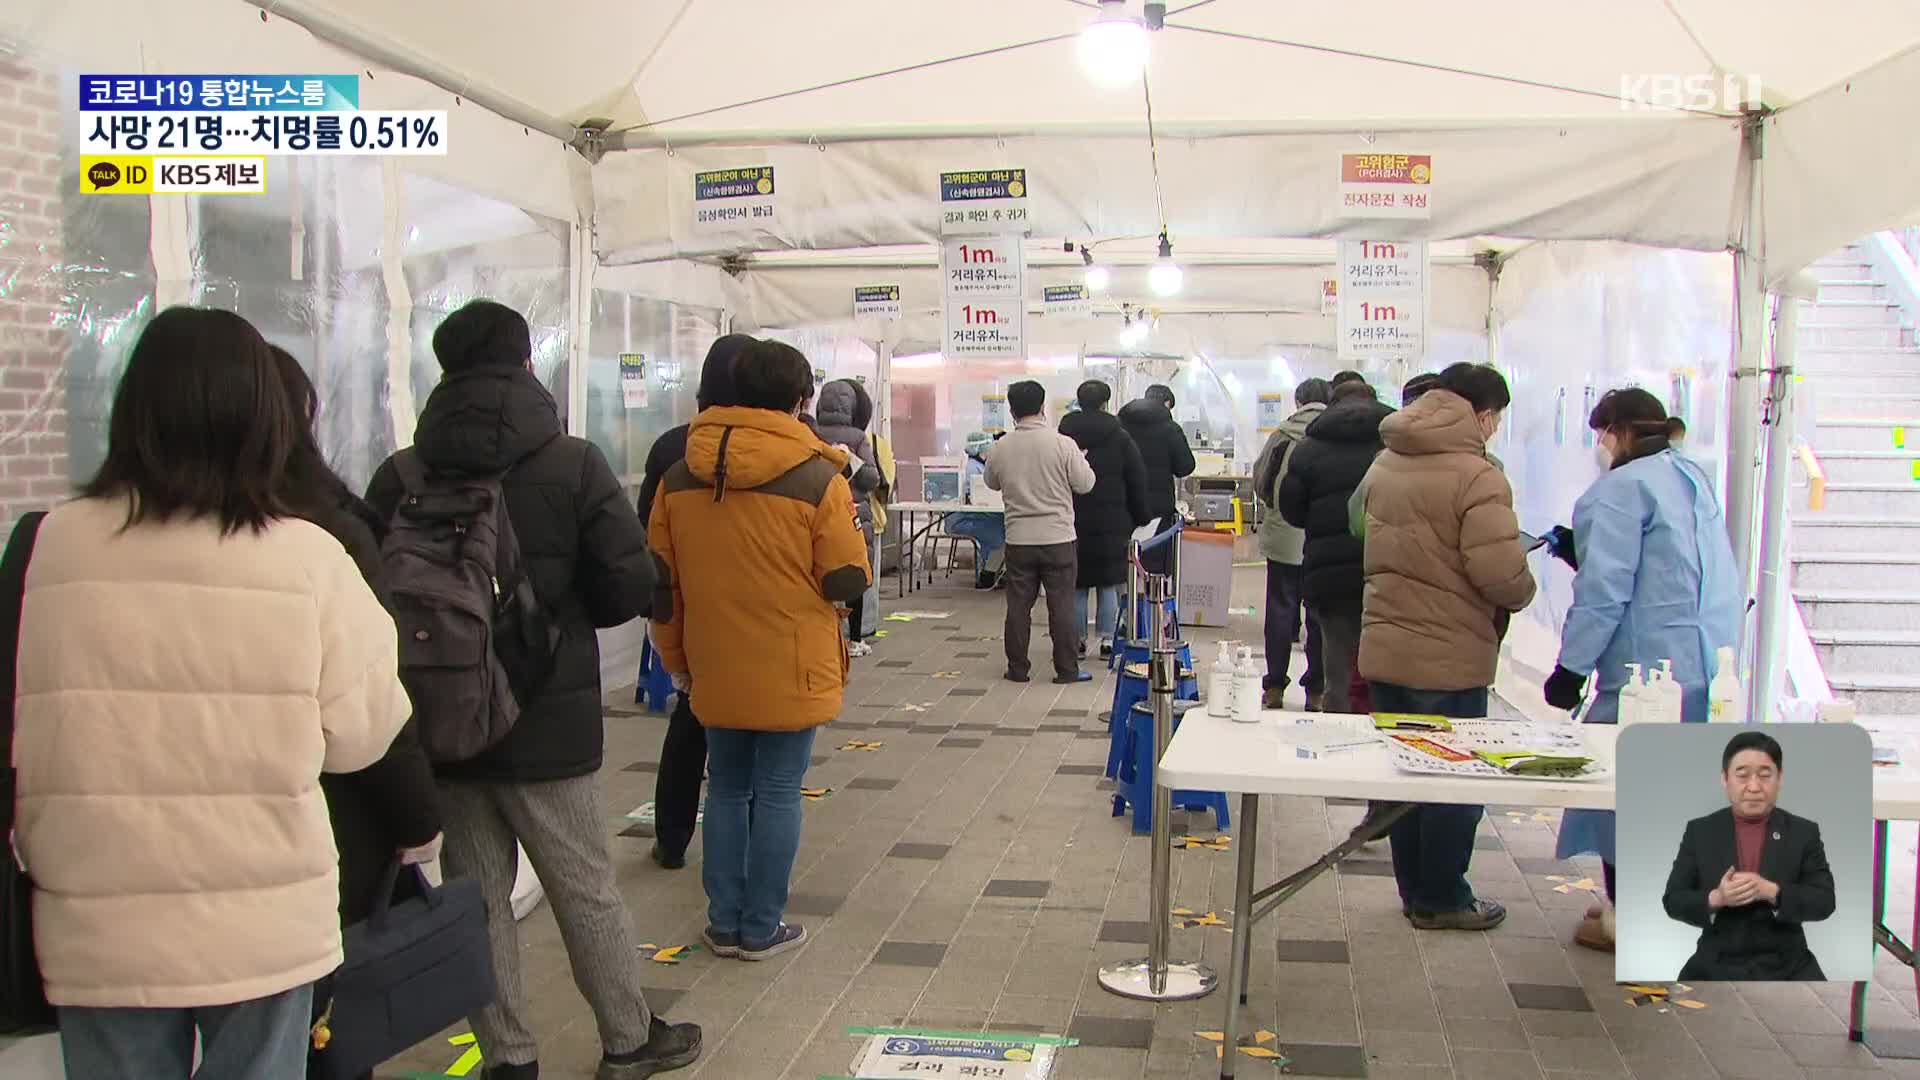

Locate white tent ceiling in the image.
[7,0,1920,291]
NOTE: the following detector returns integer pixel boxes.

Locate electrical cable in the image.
[1142,72,1167,232]
[616,33,1078,133]
[1166,22,1740,118]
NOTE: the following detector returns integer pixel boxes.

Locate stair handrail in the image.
[1868,230,1920,334]
[1795,440,1826,511]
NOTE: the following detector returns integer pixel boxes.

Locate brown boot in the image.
[1262,687,1286,710]
[1304,691,1323,713]
[1574,908,1615,953]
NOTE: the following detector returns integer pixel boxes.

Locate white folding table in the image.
[889,501,1003,597]
[1157,711,1920,1077]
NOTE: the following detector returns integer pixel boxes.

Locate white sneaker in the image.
[848,641,873,658]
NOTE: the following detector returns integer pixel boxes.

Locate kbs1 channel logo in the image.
[1618,73,1763,112]
[82,156,267,195]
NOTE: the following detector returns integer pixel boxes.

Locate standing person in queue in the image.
[814,378,884,656]
[1059,379,1151,661]
[1276,377,1393,714]
[1359,362,1536,931]
[1544,387,1740,953]
[1119,383,1195,575]
[270,346,444,1080]
[366,300,700,1079]
[985,381,1097,684]
[635,334,754,872]
[648,339,871,962]
[1253,377,1332,709]
[14,307,412,1079]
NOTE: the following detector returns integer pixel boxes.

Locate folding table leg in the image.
[1234,794,1259,1007]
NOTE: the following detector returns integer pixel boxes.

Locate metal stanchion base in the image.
[1098,959,1218,1001]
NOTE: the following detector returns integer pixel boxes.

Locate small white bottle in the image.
[1232,646,1263,723]
[1650,662,1681,723]
[1708,646,1742,724]
[1208,642,1236,718]
[1618,663,1644,726]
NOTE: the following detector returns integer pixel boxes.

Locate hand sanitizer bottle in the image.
[1232,646,1263,723]
[1619,663,1644,726]
[1208,642,1235,718]
[1709,646,1741,723]
[1653,661,1682,722]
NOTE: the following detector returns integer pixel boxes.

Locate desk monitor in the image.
[921,457,964,504]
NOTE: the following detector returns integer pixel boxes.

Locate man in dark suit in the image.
[1663,731,1835,981]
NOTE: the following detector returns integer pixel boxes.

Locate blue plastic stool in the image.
[1112,700,1231,835]
[635,638,675,713]
[1103,657,1198,779]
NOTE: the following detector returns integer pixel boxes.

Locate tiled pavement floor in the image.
[379,567,1920,1080]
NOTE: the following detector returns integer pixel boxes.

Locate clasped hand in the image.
[1708,865,1780,910]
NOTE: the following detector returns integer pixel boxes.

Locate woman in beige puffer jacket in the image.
[12,307,411,1079]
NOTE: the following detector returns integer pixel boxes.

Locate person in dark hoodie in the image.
[814,378,883,655]
[1252,377,1332,709]
[1059,379,1151,659]
[365,300,700,1080]
[1276,378,1394,714]
[1119,383,1196,574]
[635,334,754,873]
[272,346,442,1080]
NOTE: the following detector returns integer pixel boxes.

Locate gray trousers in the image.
[440,774,653,1067]
[1003,541,1079,679]
[1315,607,1364,714]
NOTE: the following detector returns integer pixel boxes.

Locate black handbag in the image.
[310,859,494,1078]
[0,512,52,1035]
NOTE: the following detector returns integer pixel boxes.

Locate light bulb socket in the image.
[1145,2,1167,30]
[1157,231,1174,259]
[1081,246,1094,267]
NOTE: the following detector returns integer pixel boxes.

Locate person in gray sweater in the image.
[1252,377,1332,708]
[983,380,1096,684]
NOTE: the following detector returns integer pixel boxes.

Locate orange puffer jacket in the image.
[648,406,872,731]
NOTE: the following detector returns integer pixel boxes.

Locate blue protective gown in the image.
[944,455,1007,566]
[1555,449,1743,863]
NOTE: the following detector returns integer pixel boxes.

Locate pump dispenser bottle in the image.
[1619,663,1644,726]
[1231,646,1262,723]
[1208,642,1235,718]
[1709,646,1742,723]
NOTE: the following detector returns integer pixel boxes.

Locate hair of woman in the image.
[80,306,299,535]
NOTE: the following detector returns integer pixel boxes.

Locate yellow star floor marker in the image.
[840,740,885,752]
[636,943,703,964]
[1196,1030,1288,1065]
[1175,834,1231,851]
[802,787,831,801]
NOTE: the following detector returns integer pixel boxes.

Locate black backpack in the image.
[381,451,558,763]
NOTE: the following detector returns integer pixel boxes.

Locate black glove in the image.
[1546,525,1578,570]
[1543,665,1587,711]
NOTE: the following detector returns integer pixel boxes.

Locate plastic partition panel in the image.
[585,292,719,485]
[0,54,157,532]
[1492,242,1734,641]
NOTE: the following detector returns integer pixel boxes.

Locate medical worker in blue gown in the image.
[1539,387,1742,954]
[946,431,1008,589]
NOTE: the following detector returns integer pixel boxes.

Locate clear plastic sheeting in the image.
[584,291,721,492]
[1491,242,1735,648]
[0,51,156,532]
[401,173,571,444]
[190,156,392,491]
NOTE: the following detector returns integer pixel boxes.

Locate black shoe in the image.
[650,843,686,871]
[1005,670,1031,683]
[598,1017,702,1078]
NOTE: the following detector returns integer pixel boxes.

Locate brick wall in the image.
[0,56,71,529]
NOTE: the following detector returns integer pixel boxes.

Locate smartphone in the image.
[1517,530,1547,552]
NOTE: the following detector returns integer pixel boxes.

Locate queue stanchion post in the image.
[1098,570,1218,1003]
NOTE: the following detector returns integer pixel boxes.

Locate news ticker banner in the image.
[78,74,446,195]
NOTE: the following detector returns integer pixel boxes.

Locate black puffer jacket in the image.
[1059,409,1151,588]
[1119,399,1196,520]
[366,365,657,783]
[1276,395,1394,614]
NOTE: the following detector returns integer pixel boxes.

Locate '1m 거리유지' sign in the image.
[1337,239,1428,364]
[693,166,776,235]
[940,168,1030,236]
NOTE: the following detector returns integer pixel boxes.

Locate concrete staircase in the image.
[1791,240,1920,715]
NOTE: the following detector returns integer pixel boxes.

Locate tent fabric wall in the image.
[591,124,1746,265]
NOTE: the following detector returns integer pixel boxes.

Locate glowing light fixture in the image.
[1081,245,1111,291]
[1077,0,1150,89]
[1148,231,1184,297]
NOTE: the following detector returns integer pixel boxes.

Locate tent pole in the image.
[1749,288,1799,725]
[1724,114,1767,681]
[244,0,580,145]
[876,335,894,443]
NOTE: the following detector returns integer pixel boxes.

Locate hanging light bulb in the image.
[1077,0,1150,89]
[1149,231,1184,297]
[1081,245,1111,291]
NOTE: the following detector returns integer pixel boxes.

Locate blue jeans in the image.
[60,983,314,1080]
[1074,586,1121,646]
[702,726,817,943]
[1369,682,1489,915]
